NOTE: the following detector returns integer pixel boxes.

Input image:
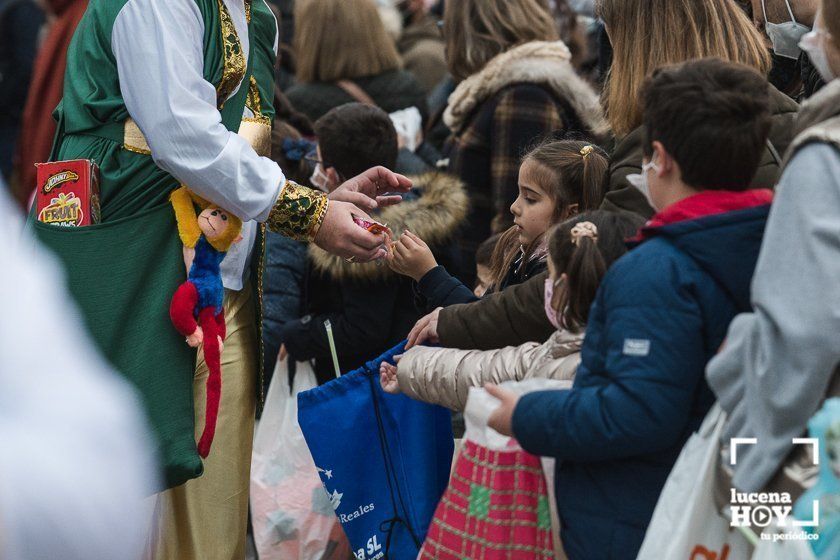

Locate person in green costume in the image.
[31,0,410,558]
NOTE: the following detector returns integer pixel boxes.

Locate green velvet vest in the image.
[32,0,276,489]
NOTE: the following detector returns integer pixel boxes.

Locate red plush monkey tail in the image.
[197,308,222,458]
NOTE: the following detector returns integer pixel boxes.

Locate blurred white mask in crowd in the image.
[799,19,837,81]
[310,163,331,192]
[763,0,810,59]
[626,158,660,209]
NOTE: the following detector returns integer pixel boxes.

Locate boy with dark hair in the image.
[281,103,467,384]
[485,58,775,559]
[311,103,400,190]
[640,57,773,192]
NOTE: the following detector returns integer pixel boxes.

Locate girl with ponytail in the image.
[379,210,644,411]
[388,140,611,311]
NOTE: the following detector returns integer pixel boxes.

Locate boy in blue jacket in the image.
[486,58,776,559]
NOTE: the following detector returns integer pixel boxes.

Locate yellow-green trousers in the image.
[148,286,257,560]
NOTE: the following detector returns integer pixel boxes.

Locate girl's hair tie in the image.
[570,221,598,246]
[580,145,595,158]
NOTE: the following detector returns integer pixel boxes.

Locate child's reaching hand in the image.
[387,230,438,281]
[380,357,402,394]
[485,384,520,437]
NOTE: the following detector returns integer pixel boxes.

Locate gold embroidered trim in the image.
[245,0,252,23]
[266,181,329,242]
[216,0,247,108]
[123,118,152,155]
[245,76,264,117]
[123,143,152,156]
[241,116,271,126]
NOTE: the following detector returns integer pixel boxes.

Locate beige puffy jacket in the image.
[396,329,584,411]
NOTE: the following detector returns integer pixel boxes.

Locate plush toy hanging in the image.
[168,186,243,458]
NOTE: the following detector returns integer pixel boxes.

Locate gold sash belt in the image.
[123,116,272,158]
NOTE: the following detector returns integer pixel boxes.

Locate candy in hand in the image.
[352,214,392,237]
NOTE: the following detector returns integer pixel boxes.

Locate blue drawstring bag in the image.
[298,342,454,560]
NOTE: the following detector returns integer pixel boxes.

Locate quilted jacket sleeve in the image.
[512,259,706,462]
[396,342,542,411]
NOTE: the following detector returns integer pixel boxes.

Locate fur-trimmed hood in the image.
[309,172,468,281]
[444,40,609,138]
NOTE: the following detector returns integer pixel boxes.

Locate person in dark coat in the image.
[0,0,44,179]
[280,103,467,384]
[741,0,827,99]
[439,0,608,285]
[396,0,447,94]
[486,59,776,559]
[597,0,798,220]
[12,0,86,207]
[261,111,317,386]
[436,271,552,349]
[285,0,427,124]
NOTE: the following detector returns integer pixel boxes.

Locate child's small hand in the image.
[406,307,441,349]
[387,230,438,281]
[485,384,521,437]
[380,359,402,394]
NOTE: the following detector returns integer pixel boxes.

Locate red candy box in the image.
[35,159,101,227]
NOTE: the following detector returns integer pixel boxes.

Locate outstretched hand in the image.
[379,356,403,394]
[406,307,442,349]
[313,200,391,262]
[485,384,520,437]
[314,167,409,262]
[330,166,412,212]
[388,230,438,281]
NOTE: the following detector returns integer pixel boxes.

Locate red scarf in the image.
[632,189,774,242]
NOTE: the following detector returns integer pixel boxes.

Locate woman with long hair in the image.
[441,0,608,284]
[285,0,427,123]
[596,0,799,217]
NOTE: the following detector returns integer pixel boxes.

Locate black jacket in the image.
[601,85,799,218]
[280,173,467,384]
[284,70,428,124]
[261,233,307,384]
[416,251,547,312]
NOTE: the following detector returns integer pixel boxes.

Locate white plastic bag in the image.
[250,359,350,560]
[389,107,423,152]
[636,405,753,560]
[464,378,570,447]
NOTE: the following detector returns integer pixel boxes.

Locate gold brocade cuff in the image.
[266,181,329,241]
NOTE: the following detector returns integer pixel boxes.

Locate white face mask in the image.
[310,163,331,192]
[763,0,810,59]
[799,23,837,82]
[626,158,660,209]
